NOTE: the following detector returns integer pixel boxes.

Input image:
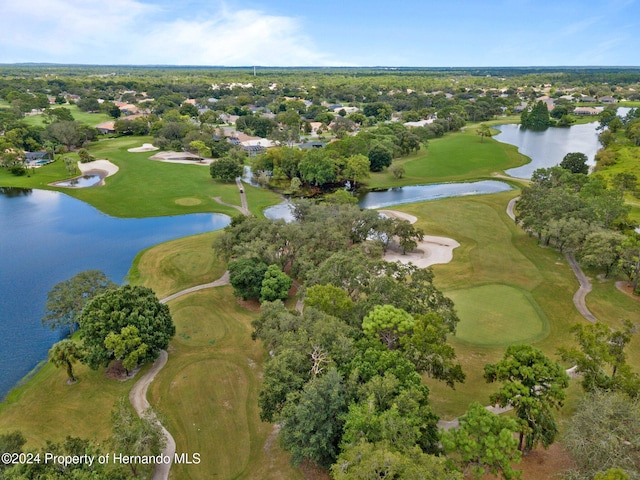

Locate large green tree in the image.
[228,257,269,300]
[520,101,552,129]
[209,155,243,182]
[564,391,640,480]
[104,325,148,375]
[279,368,349,468]
[78,285,174,370]
[560,152,589,174]
[332,440,461,480]
[42,270,117,332]
[260,264,292,302]
[442,402,521,480]
[484,344,569,452]
[558,320,639,397]
[362,304,415,350]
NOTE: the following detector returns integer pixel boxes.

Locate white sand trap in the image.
[379,209,460,268]
[128,143,159,153]
[148,151,213,165]
[77,159,119,177]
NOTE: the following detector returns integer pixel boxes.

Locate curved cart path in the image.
[438,197,597,430]
[212,176,250,216]
[506,196,597,324]
[129,350,176,480]
[160,271,230,304]
[129,175,249,479]
[130,270,232,479]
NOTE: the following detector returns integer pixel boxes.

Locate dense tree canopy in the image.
[521,100,552,129]
[442,402,521,480]
[78,285,174,370]
[484,344,569,452]
[42,270,117,332]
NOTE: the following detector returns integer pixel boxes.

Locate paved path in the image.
[129,271,232,479]
[211,177,250,216]
[438,196,596,430]
[129,350,176,480]
[129,175,251,479]
[235,177,249,215]
[506,196,597,324]
[565,253,598,324]
[160,271,230,304]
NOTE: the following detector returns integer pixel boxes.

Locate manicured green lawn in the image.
[135,235,302,479]
[448,284,549,347]
[366,128,529,189]
[128,231,227,299]
[0,357,135,447]
[0,136,282,218]
[387,192,589,419]
[0,229,301,479]
[20,104,112,127]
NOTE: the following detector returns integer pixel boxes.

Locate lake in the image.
[494,122,602,179]
[0,188,230,399]
[494,107,634,179]
[264,180,513,222]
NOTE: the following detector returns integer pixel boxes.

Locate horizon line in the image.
[2,63,640,70]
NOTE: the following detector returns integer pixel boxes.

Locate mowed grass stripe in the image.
[147,284,301,478]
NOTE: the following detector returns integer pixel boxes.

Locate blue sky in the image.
[1,0,638,66]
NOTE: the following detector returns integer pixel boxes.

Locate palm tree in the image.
[49,339,84,383]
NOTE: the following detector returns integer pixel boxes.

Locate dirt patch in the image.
[483,443,575,480]
[616,281,640,301]
[175,197,202,206]
[299,460,331,480]
[104,360,140,381]
[237,298,261,312]
[519,443,575,480]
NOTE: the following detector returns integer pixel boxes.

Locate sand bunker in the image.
[128,143,159,153]
[148,151,213,165]
[78,159,119,177]
[379,209,460,268]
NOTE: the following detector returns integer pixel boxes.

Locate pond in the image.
[494,122,602,179]
[264,180,513,221]
[0,188,230,399]
[51,173,104,188]
[494,107,634,179]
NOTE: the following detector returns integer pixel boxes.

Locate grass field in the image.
[0,230,301,479]
[0,355,135,447]
[366,127,529,189]
[0,136,282,218]
[386,191,640,420]
[128,231,227,298]
[134,235,302,479]
[19,104,112,128]
[448,284,549,347]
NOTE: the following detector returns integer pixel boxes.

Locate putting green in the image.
[447,284,549,346]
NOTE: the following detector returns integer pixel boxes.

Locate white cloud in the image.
[0,0,338,65]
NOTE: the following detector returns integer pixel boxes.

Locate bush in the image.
[9,165,26,176]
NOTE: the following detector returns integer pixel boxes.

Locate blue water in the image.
[263,180,513,222]
[52,174,104,187]
[358,180,512,209]
[0,188,230,399]
[495,122,602,179]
